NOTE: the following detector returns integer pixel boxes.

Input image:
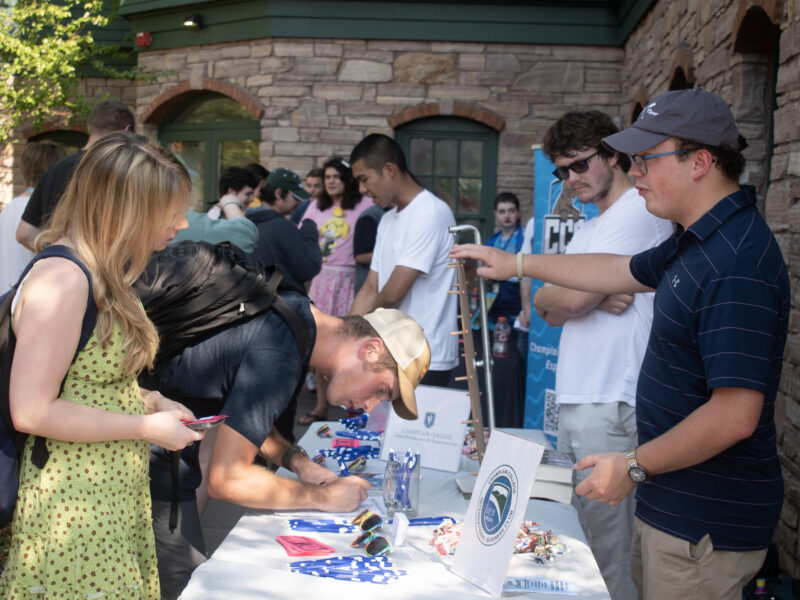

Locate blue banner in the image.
[522,150,598,444]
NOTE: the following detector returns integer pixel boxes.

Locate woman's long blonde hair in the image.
[38,131,190,375]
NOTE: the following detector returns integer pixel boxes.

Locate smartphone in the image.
[183,415,228,430]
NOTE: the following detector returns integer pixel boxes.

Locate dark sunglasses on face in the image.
[552,151,599,181]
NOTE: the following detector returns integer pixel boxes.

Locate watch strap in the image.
[281,444,309,470]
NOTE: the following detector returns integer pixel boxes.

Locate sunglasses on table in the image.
[350,510,391,556]
[552,151,599,180]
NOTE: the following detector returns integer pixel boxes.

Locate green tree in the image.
[0,0,152,143]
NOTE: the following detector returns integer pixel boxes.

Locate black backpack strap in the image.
[8,245,98,469]
[271,293,310,361]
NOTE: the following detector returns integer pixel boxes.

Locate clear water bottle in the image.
[492,316,511,358]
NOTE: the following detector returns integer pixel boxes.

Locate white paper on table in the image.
[380,385,470,473]
[451,429,546,597]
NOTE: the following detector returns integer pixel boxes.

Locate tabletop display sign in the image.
[380,385,470,473]
[451,429,545,597]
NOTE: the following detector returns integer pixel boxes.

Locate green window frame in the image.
[395,116,498,241]
[158,92,261,211]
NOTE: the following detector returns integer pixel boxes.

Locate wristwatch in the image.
[626,448,649,483]
[281,444,309,470]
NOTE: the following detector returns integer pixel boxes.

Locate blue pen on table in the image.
[338,458,350,477]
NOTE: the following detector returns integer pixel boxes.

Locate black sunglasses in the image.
[552,151,599,181]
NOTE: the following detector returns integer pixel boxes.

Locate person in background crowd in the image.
[298,157,373,424]
[485,192,525,330]
[206,166,257,220]
[350,134,458,388]
[16,99,135,250]
[453,89,787,600]
[353,191,392,295]
[245,163,269,209]
[291,167,323,225]
[0,140,66,291]
[533,110,673,600]
[248,168,321,293]
[0,131,201,599]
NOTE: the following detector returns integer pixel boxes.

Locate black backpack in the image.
[134,241,309,362]
[134,240,310,531]
[1,246,97,527]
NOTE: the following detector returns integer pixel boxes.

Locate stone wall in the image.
[135,38,625,219]
[623,0,800,577]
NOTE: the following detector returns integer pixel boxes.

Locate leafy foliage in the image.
[0,0,155,143]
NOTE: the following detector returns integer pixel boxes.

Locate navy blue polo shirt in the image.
[629,186,788,550]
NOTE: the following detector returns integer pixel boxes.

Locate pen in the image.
[337,458,349,477]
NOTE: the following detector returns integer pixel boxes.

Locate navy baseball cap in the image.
[265,168,310,200]
[603,88,741,154]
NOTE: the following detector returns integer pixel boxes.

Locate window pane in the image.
[409,138,433,175]
[458,178,482,215]
[220,139,259,173]
[168,140,205,211]
[174,96,254,123]
[460,140,482,177]
[434,177,456,212]
[434,139,457,176]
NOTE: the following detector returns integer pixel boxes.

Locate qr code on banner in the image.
[544,389,559,437]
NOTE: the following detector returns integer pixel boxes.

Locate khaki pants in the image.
[631,517,767,600]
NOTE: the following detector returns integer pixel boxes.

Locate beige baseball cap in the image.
[364,308,430,420]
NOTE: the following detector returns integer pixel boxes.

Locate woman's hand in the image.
[141,409,203,450]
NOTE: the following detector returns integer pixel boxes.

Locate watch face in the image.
[629,467,648,483]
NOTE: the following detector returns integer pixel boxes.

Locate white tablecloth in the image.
[179,425,610,599]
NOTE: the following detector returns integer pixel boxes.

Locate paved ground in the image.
[200,379,347,554]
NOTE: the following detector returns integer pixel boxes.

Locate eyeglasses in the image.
[552,151,599,180]
[350,510,391,556]
[628,149,692,174]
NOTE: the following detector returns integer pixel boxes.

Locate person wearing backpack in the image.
[0,131,202,599]
[136,254,430,598]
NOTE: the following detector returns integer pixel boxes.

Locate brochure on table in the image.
[380,385,470,473]
[451,429,546,597]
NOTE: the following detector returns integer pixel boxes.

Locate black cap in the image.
[602,88,741,154]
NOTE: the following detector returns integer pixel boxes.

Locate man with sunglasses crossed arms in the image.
[533,111,673,600]
[454,88,789,600]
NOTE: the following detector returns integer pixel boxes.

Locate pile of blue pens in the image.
[290,555,407,584]
[288,518,357,533]
[340,413,368,430]
[387,449,420,510]
[318,445,380,460]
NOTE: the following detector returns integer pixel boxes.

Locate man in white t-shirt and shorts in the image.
[350,134,458,385]
[533,111,673,600]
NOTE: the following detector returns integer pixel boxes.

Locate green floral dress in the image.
[0,323,159,599]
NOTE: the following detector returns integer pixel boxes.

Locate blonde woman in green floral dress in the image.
[1,131,203,599]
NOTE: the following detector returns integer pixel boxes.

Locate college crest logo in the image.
[475,465,518,546]
[424,412,436,428]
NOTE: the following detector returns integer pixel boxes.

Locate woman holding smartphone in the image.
[1,131,202,599]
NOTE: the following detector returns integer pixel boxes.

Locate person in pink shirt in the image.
[298,156,373,423]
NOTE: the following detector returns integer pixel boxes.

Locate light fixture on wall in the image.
[183,15,202,31]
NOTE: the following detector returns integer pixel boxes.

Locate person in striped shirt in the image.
[452,88,789,600]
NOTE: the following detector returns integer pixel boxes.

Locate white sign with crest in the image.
[379,385,470,472]
[452,429,545,597]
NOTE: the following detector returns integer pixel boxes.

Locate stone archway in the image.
[141,79,263,125]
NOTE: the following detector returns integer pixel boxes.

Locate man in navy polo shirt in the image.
[452,88,789,600]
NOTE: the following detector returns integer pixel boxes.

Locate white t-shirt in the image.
[371,189,458,371]
[555,188,673,406]
[0,193,35,293]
